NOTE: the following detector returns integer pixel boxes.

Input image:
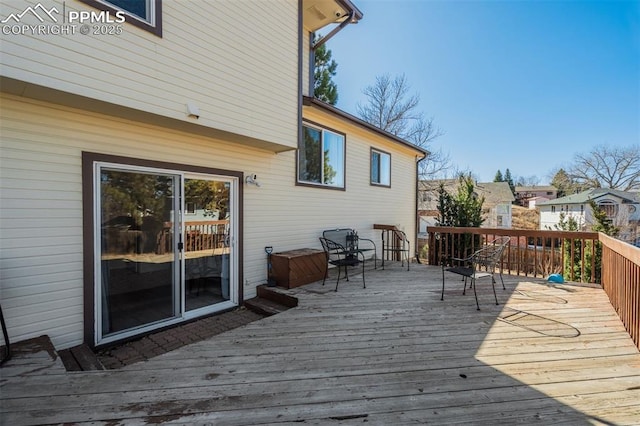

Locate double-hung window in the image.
[298,123,345,189]
[80,0,162,36]
[370,148,391,187]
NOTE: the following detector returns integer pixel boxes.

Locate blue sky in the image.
[325,0,640,184]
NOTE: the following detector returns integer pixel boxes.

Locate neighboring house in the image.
[0,0,425,349]
[418,179,515,232]
[515,185,557,207]
[476,182,515,228]
[527,196,551,209]
[538,189,640,242]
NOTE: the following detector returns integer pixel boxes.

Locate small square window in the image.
[371,148,391,187]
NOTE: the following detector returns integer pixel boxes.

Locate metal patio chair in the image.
[441,236,510,310]
[319,237,366,292]
[322,228,377,269]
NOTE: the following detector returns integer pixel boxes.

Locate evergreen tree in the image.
[586,200,619,283]
[436,175,484,228]
[504,168,515,194]
[551,168,585,197]
[554,212,582,281]
[493,170,503,182]
[588,201,618,236]
[455,175,485,228]
[313,35,338,105]
[436,175,485,258]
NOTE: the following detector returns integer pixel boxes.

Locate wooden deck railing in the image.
[424,226,640,350]
[599,233,640,351]
[425,226,599,282]
[157,220,229,254]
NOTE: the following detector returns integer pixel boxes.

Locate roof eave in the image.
[303,96,428,157]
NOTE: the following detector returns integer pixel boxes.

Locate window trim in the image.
[370,147,391,188]
[297,120,346,190]
[79,0,162,37]
[597,199,618,218]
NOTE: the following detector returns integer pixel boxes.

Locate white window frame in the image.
[598,199,618,218]
[92,162,238,346]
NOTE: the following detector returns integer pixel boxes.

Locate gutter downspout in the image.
[309,11,356,95]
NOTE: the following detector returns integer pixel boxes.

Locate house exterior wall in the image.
[1,93,290,349]
[0,0,299,149]
[539,205,587,230]
[485,203,512,228]
[528,196,550,209]
[1,92,420,349]
[303,106,419,243]
[302,29,311,97]
[0,0,422,350]
[539,194,640,236]
[515,186,557,207]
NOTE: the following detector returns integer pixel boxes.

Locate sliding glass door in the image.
[95,164,237,345]
[183,176,232,313]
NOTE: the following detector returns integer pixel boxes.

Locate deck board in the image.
[1,264,639,425]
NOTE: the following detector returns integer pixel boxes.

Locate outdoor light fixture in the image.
[186,103,200,119]
[245,174,261,187]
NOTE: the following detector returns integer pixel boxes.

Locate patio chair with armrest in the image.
[441,236,510,310]
[322,228,377,269]
[319,237,366,291]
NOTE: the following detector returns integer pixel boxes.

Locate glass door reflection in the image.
[183,178,231,312]
[99,169,179,336]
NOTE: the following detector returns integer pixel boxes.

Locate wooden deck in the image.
[1,264,639,425]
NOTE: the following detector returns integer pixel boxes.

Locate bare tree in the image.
[568,145,640,191]
[515,175,541,187]
[356,74,447,178]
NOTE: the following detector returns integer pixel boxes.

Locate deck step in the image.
[256,284,299,308]
[0,335,67,377]
[244,297,291,316]
[59,344,105,371]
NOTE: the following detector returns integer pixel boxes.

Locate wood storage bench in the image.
[271,248,326,288]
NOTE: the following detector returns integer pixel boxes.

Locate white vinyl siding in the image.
[1,93,420,350]
[301,106,418,241]
[302,28,311,97]
[0,0,298,148]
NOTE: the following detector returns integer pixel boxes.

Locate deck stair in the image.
[244,284,298,316]
[0,335,69,376]
[58,343,105,371]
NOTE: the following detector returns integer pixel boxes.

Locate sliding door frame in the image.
[82,152,244,348]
